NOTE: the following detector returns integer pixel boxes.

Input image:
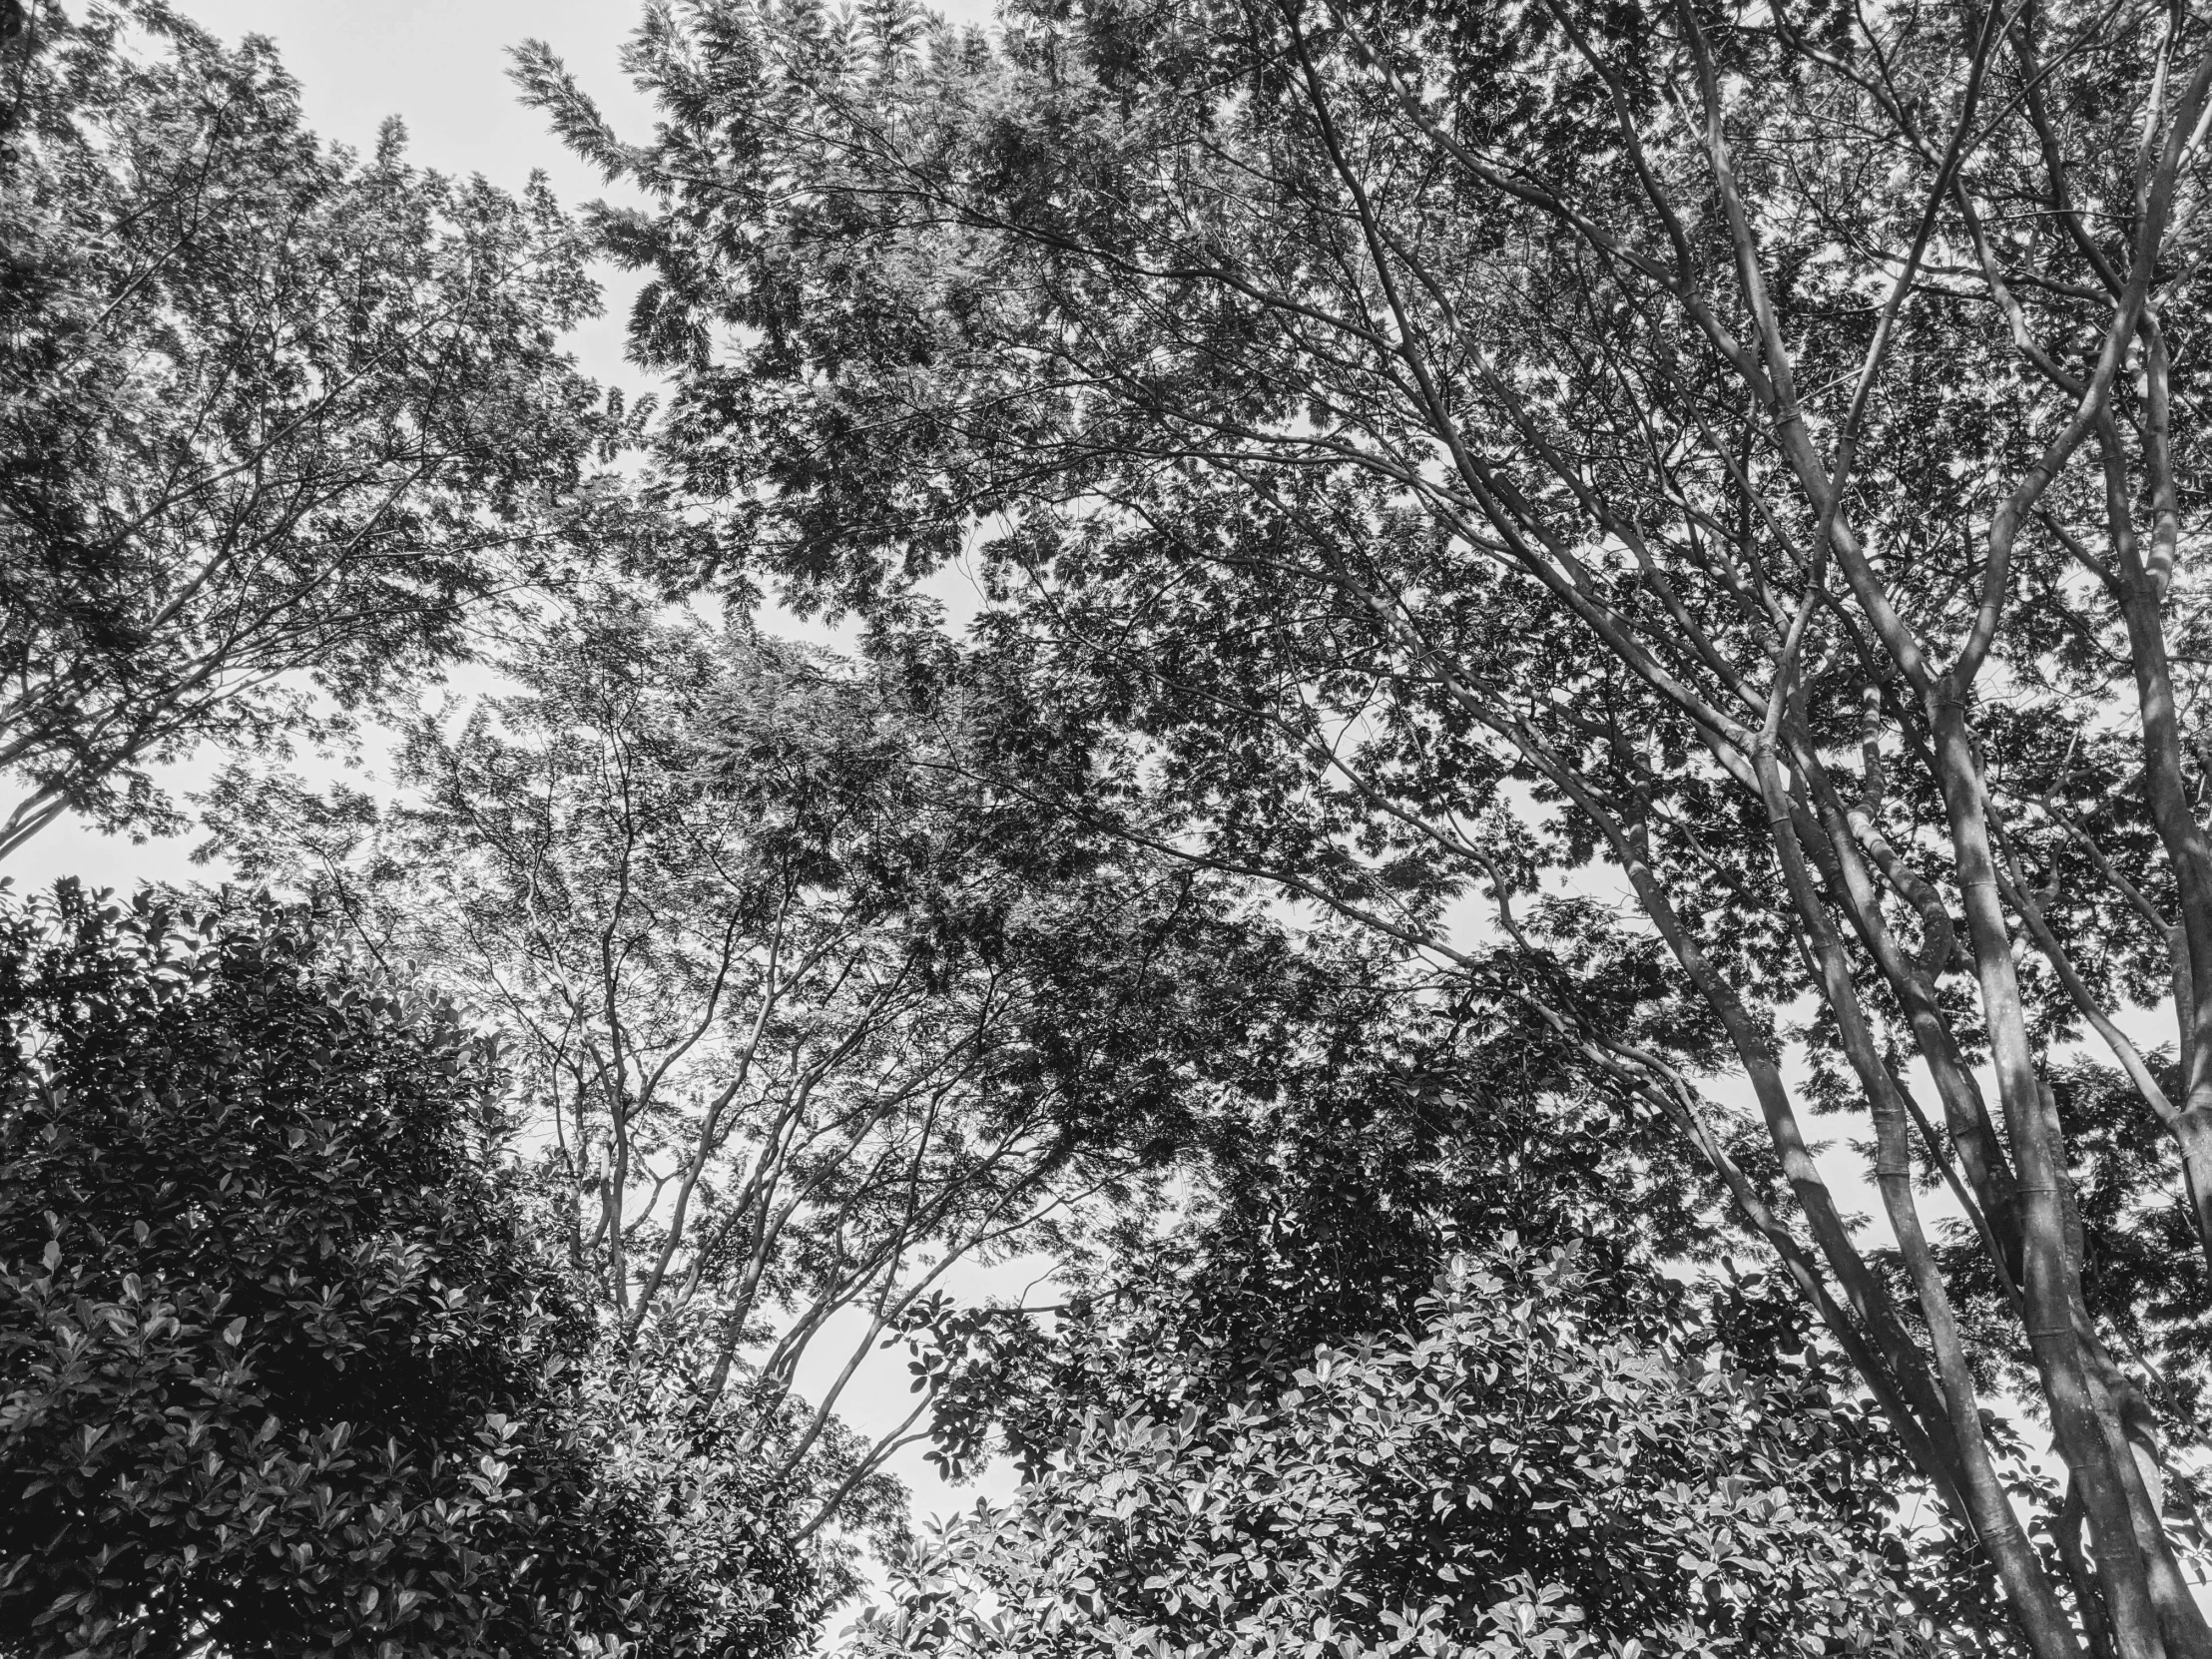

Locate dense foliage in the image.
[519,0,2212,1650]
[853,1246,1954,1659]
[0,887,810,1657]
[22,0,2212,1651]
[881,972,2006,1657]
[0,0,688,859]
[201,591,1316,1550]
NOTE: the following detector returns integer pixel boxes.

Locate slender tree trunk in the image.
[1931,690,2175,1659]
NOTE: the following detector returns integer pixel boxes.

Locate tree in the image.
[911,929,1738,1482]
[846,1243,1958,1659]
[0,883,818,1656]
[886,942,2012,1656]
[522,0,2212,1651]
[0,0,688,860]
[203,587,1308,1547]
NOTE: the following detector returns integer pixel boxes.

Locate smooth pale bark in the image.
[1930,692,2177,1659]
[2100,419,2212,1277]
[1755,736,2081,1651]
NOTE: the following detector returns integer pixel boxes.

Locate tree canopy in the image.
[518,0,2212,1652]
[202,590,1327,1551]
[852,1247,1959,1659]
[22,0,2212,1652]
[0,0,689,859]
[870,988,2005,1657]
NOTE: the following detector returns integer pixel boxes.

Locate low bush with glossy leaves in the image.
[0,885,808,1657]
[845,1244,1954,1659]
